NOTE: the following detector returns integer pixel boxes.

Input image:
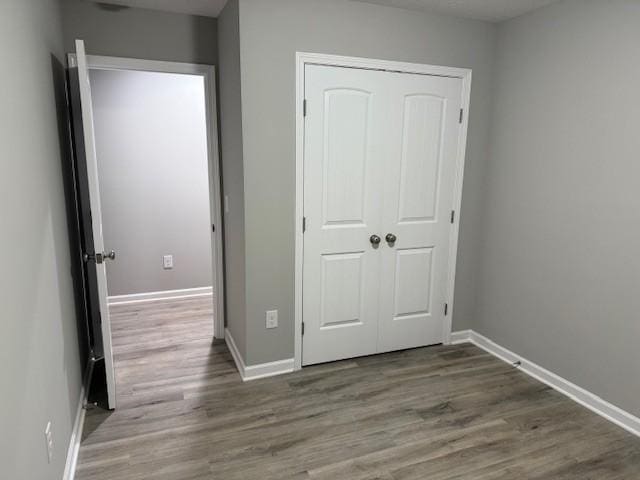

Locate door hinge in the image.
[303,99,307,117]
[459,108,464,124]
[83,252,104,264]
[302,322,305,336]
[450,210,455,224]
[302,216,306,233]
[212,224,215,233]
[444,303,449,316]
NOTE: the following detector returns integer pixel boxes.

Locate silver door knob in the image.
[105,250,116,260]
[369,234,381,246]
[385,233,397,243]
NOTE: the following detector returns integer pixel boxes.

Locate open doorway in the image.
[68,47,224,409]
[91,68,216,307]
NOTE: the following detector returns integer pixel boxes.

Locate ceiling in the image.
[352,0,560,22]
[87,0,228,18]
[88,0,559,22]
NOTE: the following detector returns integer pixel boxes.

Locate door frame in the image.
[79,54,226,339]
[294,52,472,370]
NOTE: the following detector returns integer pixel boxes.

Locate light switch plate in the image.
[163,255,173,269]
[266,310,278,329]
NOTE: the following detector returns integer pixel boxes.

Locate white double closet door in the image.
[302,64,463,366]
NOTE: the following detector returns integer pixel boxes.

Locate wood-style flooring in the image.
[75,296,640,479]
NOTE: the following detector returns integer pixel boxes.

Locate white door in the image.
[302,66,389,365]
[68,40,117,408]
[302,64,463,366]
[377,72,462,353]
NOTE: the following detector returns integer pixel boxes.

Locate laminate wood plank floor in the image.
[76,296,640,479]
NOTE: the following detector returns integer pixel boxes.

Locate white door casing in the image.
[82,54,225,341]
[301,61,466,366]
[73,39,117,407]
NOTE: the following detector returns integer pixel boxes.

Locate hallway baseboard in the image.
[451,329,640,438]
[225,328,294,382]
[108,286,213,305]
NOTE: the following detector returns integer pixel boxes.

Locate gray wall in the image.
[0,0,83,478]
[90,69,213,296]
[478,0,640,417]
[237,0,496,365]
[218,0,248,357]
[61,0,217,64]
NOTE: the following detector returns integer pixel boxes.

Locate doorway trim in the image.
[294,52,472,370]
[83,55,226,339]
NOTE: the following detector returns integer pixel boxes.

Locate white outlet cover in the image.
[163,255,173,269]
[266,310,278,329]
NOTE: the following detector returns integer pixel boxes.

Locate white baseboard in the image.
[244,357,295,381]
[225,328,294,382]
[450,329,472,345]
[451,329,640,438]
[63,363,91,480]
[224,328,246,378]
[108,286,213,305]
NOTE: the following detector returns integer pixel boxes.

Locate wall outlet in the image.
[266,310,278,329]
[44,421,53,463]
[163,255,173,269]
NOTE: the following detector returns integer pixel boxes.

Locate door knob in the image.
[385,233,397,243]
[369,234,381,246]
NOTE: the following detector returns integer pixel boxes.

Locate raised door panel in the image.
[323,90,370,227]
[398,95,445,224]
[393,247,433,322]
[320,252,364,329]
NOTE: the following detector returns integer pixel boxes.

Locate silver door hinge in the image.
[459,108,464,124]
[444,303,449,316]
[83,252,104,264]
[302,216,306,233]
[302,322,305,336]
[303,99,307,117]
[450,210,455,224]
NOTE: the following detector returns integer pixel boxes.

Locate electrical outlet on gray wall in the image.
[266,310,278,329]
[163,255,173,269]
